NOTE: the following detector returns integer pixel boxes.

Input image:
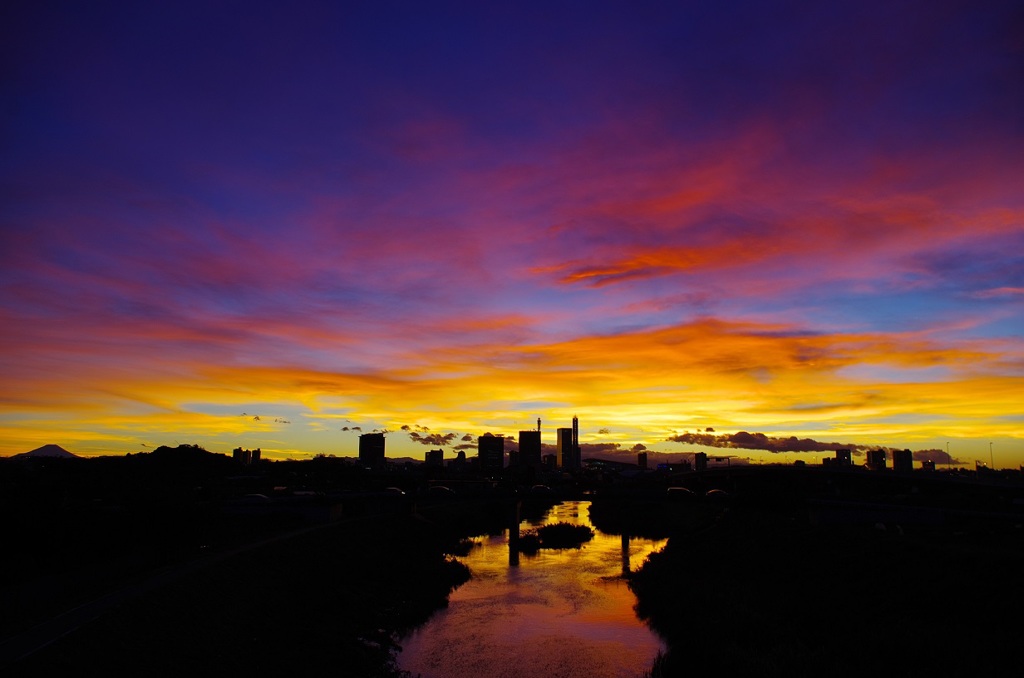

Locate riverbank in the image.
[9,512,472,677]
[629,501,1024,677]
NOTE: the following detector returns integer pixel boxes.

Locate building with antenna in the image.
[572,415,581,470]
[555,417,582,471]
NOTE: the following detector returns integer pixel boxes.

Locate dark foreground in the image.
[6,453,1024,677]
[6,512,473,677]
[623,479,1024,676]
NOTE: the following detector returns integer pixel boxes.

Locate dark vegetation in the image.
[0,445,534,676]
[6,449,1024,677]
[588,491,709,540]
[0,446,547,633]
[2,448,277,638]
[625,468,1024,677]
[10,514,470,677]
[517,522,595,554]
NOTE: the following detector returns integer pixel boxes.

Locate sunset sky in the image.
[2,1,1022,466]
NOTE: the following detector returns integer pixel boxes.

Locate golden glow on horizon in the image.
[2,318,1020,464]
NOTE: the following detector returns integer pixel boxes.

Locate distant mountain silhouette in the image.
[13,444,78,459]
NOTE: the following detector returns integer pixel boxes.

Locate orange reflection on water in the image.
[399,501,667,678]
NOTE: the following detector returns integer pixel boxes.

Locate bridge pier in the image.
[508,498,521,566]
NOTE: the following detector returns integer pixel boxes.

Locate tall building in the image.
[518,430,542,468]
[573,413,581,456]
[425,448,443,468]
[478,433,505,475]
[694,452,708,471]
[359,432,386,470]
[556,428,573,468]
[554,417,582,471]
[638,451,648,469]
[233,447,261,466]
[572,415,580,468]
[866,448,886,471]
[450,450,467,471]
[892,448,913,472]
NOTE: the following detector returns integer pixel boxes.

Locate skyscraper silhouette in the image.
[572,415,581,470]
[518,429,542,468]
[553,417,581,471]
[556,428,573,469]
[893,448,913,472]
[425,448,443,468]
[866,448,887,471]
[359,432,386,470]
[478,433,505,475]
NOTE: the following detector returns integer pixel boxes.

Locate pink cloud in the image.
[970,287,1024,300]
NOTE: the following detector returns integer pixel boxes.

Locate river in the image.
[398,500,667,677]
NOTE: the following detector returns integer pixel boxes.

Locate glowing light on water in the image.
[399,501,667,678]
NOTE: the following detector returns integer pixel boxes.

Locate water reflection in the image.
[398,501,667,678]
